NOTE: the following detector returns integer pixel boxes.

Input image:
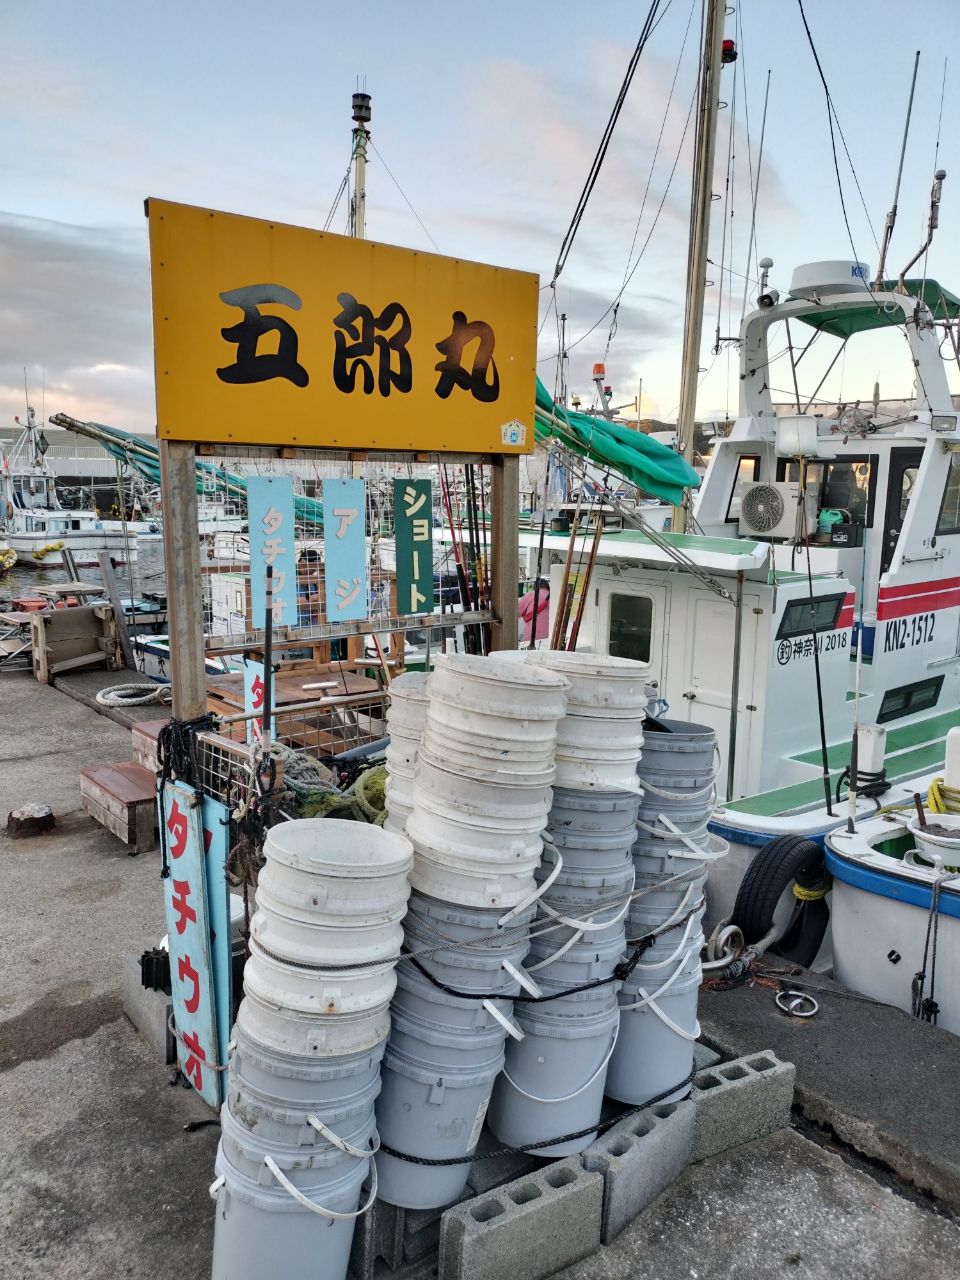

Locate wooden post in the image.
[97,551,136,671]
[489,455,519,651]
[159,440,207,719]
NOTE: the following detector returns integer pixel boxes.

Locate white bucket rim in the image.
[265,819,414,879]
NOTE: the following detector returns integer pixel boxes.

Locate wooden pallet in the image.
[79,761,157,855]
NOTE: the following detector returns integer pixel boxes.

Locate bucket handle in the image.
[306,1114,382,1159]
[639,775,717,804]
[499,1021,619,1105]
[642,878,701,938]
[263,1152,379,1221]
[620,977,702,1043]
[209,1174,225,1201]
[482,999,525,1040]
[502,958,543,997]
[619,949,694,1010]
[497,842,564,926]
[627,914,698,972]
[635,815,709,845]
[523,925,585,973]
[534,863,636,939]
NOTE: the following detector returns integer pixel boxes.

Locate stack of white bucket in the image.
[382,672,430,836]
[375,653,569,1209]
[605,717,719,1104]
[488,652,647,1156]
[211,819,414,1280]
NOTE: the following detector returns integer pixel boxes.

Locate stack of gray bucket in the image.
[211,819,414,1280]
[375,652,570,1208]
[383,672,429,837]
[606,717,720,1105]
[488,652,647,1155]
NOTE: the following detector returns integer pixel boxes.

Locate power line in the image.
[323,154,353,232]
[369,139,441,252]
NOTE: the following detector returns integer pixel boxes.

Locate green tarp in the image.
[534,377,700,506]
[794,278,960,340]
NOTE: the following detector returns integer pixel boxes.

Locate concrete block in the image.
[582,1099,695,1244]
[348,1197,405,1280]
[691,1050,795,1163]
[439,1157,602,1280]
[120,952,174,1064]
[693,1041,721,1072]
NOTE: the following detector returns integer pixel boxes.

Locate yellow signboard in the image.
[147,199,538,453]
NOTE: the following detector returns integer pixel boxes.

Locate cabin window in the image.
[776,593,846,641]
[778,456,877,525]
[936,454,960,535]
[609,594,653,664]
[877,675,944,724]
[726,455,761,521]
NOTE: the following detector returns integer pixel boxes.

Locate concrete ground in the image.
[2,673,959,1280]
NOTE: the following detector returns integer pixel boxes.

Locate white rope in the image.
[96,682,172,707]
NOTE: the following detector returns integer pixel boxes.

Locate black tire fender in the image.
[731,834,830,967]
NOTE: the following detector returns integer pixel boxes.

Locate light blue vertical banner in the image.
[246,476,297,630]
[243,656,276,744]
[160,780,221,1109]
[323,478,368,622]
[201,795,232,1090]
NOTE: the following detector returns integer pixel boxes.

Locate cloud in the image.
[0,213,155,431]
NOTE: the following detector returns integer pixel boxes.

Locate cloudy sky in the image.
[3,0,959,434]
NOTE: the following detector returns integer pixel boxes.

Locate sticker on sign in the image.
[501,420,527,447]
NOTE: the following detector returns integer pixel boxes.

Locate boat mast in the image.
[349,90,371,240]
[873,51,920,289]
[673,0,731,532]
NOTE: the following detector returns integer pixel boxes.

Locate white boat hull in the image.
[8,529,139,567]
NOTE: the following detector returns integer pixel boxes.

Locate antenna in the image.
[896,167,947,292]
[874,51,920,288]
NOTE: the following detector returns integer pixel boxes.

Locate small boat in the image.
[1,407,138,568]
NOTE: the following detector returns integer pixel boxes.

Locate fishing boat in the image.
[1,408,138,568]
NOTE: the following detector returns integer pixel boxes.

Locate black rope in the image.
[407,929,656,1006]
[378,1069,695,1166]
[913,876,947,1024]
[156,714,217,879]
[835,766,889,805]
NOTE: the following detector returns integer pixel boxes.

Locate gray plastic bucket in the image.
[219,1097,377,1183]
[402,892,534,994]
[605,958,702,1105]
[488,1001,620,1156]
[630,870,706,923]
[536,860,634,947]
[226,1054,382,1149]
[212,1134,371,1280]
[229,1027,385,1107]
[390,964,516,1036]
[547,788,640,856]
[526,929,626,986]
[374,1034,505,1209]
[640,718,717,777]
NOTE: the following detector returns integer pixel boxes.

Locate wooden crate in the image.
[80,761,157,854]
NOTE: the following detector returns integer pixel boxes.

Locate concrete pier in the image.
[2,673,959,1279]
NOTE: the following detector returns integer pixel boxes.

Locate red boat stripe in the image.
[877,587,960,620]
[878,576,960,601]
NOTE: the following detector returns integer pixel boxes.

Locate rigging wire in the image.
[368,139,442,253]
[920,59,948,301]
[323,154,353,232]
[549,0,665,289]
[713,50,738,356]
[540,73,700,364]
[603,0,699,363]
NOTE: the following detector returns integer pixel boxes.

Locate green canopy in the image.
[794,278,960,340]
[533,377,700,506]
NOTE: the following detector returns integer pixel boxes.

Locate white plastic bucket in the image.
[908,814,960,867]
[406,825,542,911]
[414,752,555,821]
[237,977,393,1060]
[389,965,516,1036]
[553,712,644,794]
[488,1001,621,1156]
[605,958,702,1104]
[640,717,717,776]
[220,1096,377,1182]
[547,786,640,857]
[226,1062,381,1150]
[261,820,414,916]
[523,650,651,717]
[244,937,399,1021]
[427,652,569,721]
